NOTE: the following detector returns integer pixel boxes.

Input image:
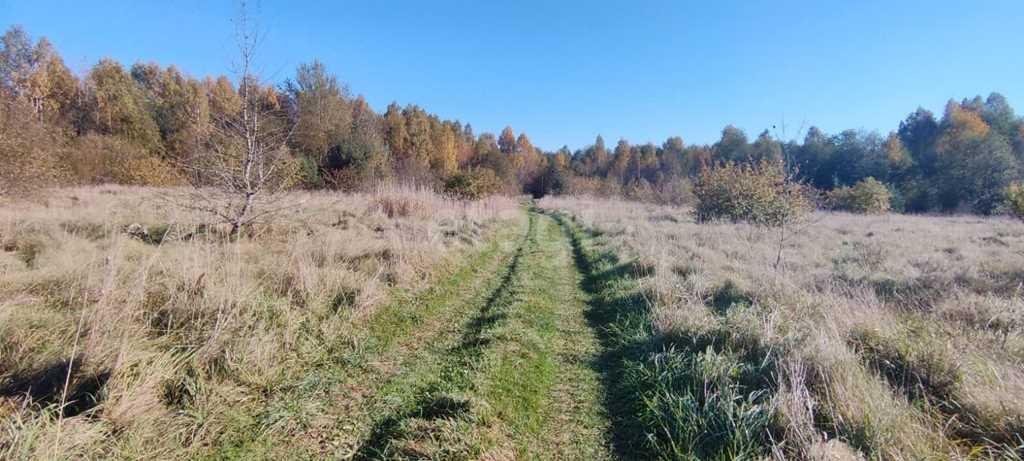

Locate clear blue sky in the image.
[2,0,1022,151]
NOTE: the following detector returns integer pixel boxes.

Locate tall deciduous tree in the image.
[591,134,609,176]
[404,105,433,170]
[609,139,632,182]
[286,60,351,164]
[898,107,940,176]
[884,132,913,182]
[432,123,458,176]
[714,125,750,163]
[84,59,162,153]
[750,130,783,164]
[0,26,34,97]
[498,126,516,154]
[383,102,409,162]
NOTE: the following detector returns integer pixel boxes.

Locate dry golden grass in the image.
[539,195,1024,459]
[0,184,517,459]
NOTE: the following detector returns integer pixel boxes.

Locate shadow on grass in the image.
[352,390,473,460]
[0,357,111,417]
[551,212,657,460]
[551,211,778,460]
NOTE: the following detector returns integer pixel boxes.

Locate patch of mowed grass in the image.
[351,214,540,459]
[554,212,776,460]
[475,212,577,454]
[351,227,517,363]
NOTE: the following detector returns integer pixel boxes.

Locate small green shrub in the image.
[829,177,892,214]
[693,160,812,226]
[443,168,503,200]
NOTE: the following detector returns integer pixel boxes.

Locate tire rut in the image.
[348,213,536,459]
[351,211,621,461]
[323,213,530,457]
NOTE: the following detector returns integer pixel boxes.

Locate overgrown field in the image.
[539,196,1024,460]
[4,188,1024,460]
[0,185,519,459]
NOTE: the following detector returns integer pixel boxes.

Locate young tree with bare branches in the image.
[183,1,297,236]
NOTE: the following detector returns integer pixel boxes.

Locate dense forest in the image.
[2,25,1023,214]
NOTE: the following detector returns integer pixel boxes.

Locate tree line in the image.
[560,95,1024,214]
[2,25,1023,214]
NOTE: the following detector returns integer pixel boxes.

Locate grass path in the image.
[534,219,614,460]
[350,210,615,460]
[208,213,528,459]
[324,211,531,457]
[210,209,637,460]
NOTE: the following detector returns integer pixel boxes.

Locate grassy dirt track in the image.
[343,209,616,460]
[203,211,533,459]
[206,207,625,460]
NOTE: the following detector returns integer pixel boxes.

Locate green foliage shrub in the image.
[828,177,892,214]
[443,167,503,200]
[693,160,813,226]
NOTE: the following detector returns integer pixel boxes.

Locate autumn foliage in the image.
[3,25,1024,215]
[693,160,812,226]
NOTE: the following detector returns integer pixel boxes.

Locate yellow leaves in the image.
[937,101,990,154]
[498,126,516,154]
[828,177,892,214]
[117,156,183,187]
[433,127,458,176]
[206,76,242,117]
[552,152,570,170]
[0,100,67,196]
[884,133,913,171]
[949,104,989,139]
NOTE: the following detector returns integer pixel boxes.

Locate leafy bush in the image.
[1005,182,1024,220]
[443,168,503,200]
[693,160,812,226]
[828,177,892,214]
